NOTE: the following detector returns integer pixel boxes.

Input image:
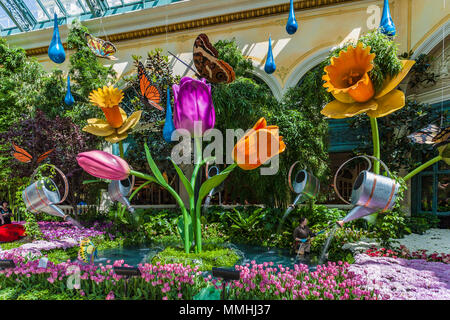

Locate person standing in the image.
[293,217,316,258]
[0,201,12,226]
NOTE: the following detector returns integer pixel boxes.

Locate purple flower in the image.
[172,77,215,136]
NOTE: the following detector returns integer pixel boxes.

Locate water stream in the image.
[319,225,338,264]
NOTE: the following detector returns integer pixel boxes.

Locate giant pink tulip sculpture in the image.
[77,151,130,180]
[78,76,286,254]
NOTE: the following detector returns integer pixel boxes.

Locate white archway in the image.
[282,46,333,96]
[249,64,284,101]
[411,20,450,59]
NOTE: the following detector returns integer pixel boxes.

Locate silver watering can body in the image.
[22,175,82,228]
[108,177,135,213]
[335,156,400,227]
[285,162,320,215]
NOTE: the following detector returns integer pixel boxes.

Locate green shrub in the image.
[406,214,440,235]
[152,246,240,271]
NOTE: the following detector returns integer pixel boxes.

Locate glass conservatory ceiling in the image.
[0,0,182,36]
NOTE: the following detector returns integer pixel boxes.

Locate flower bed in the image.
[365,246,450,264]
[223,261,379,300]
[348,254,450,300]
[0,221,111,259]
[0,252,379,300]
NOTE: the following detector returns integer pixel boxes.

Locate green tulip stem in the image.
[369,117,380,174]
[403,155,442,182]
[128,181,152,202]
[190,136,203,253]
[130,169,190,253]
[119,141,125,159]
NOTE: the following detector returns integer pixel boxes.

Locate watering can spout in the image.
[42,204,83,229]
[64,215,83,229]
[108,179,135,213]
[336,220,344,228]
[340,206,374,225]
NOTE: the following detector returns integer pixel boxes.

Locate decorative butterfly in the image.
[193,34,235,84]
[408,124,450,147]
[12,143,54,164]
[79,238,98,264]
[137,61,163,111]
[85,33,118,60]
[169,34,235,84]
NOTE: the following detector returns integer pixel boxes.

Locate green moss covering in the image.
[151,246,240,271]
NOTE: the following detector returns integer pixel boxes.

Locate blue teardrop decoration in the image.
[379,0,396,36]
[48,13,66,64]
[264,37,276,74]
[64,75,74,106]
[286,0,298,35]
[163,88,175,143]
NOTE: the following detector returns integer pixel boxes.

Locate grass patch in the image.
[151,246,240,271]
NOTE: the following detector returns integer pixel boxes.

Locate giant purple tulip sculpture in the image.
[172,77,215,136]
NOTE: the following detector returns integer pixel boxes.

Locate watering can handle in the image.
[205,163,220,179]
[333,155,392,205]
[31,164,69,205]
[128,174,135,197]
[288,161,308,193]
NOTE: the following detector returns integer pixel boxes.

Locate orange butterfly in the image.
[137,62,163,111]
[12,143,54,164]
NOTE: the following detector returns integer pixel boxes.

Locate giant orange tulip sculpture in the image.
[232,117,286,170]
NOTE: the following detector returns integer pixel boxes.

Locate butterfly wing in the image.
[37,149,55,163]
[137,62,163,111]
[100,41,118,60]
[12,143,33,163]
[86,33,118,60]
[433,126,450,147]
[193,33,235,84]
[85,33,103,57]
[408,124,440,145]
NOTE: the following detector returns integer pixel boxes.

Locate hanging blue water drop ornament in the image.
[264,37,276,74]
[379,0,396,36]
[48,13,66,64]
[163,88,176,143]
[286,0,298,35]
[64,75,74,106]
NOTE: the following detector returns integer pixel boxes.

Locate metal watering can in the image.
[287,161,320,211]
[22,165,82,228]
[334,156,400,227]
[277,163,320,234]
[108,176,135,213]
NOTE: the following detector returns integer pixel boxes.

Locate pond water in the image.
[88,243,318,271]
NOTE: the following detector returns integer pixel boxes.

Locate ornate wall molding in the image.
[24,0,361,56]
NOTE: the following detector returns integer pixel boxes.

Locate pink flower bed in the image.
[0,252,379,300]
[348,254,450,300]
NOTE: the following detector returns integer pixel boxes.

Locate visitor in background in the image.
[0,201,12,226]
[293,217,316,258]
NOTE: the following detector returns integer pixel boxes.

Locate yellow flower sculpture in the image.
[83,86,142,143]
[321,42,415,119]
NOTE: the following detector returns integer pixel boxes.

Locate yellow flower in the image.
[84,86,142,143]
[321,43,415,119]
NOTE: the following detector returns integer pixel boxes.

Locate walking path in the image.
[393,228,450,254]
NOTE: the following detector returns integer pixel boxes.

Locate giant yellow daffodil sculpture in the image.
[321,38,446,200]
[321,42,415,119]
[83,86,142,144]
